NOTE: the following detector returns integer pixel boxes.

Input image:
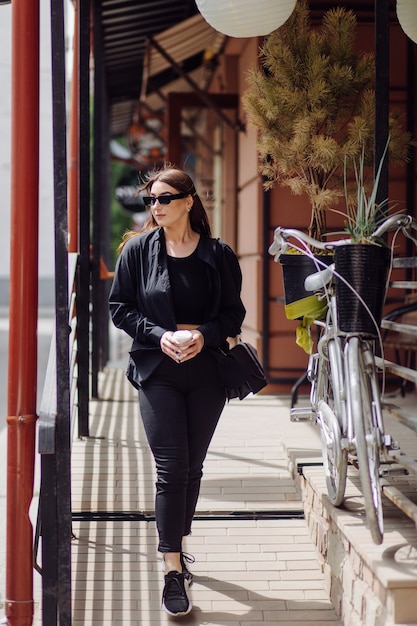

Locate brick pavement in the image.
[64,367,341,626]
[2,324,417,624]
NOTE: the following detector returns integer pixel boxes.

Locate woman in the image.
[109,166,245,617]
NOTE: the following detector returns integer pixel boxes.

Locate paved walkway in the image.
[1,320,417,624]
[1,359,416,624]
[63,366,341,626]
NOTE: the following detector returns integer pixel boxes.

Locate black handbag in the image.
[215,341,267,400]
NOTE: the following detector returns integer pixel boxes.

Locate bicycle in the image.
[269,214,417,544]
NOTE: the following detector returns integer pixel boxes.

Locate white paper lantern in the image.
[195,0,297,38]
[397,0,417,44]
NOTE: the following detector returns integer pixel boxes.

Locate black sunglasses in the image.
[143,192,187,207]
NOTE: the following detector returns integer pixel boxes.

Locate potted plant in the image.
[242,0,409,242]
[333,141,396,335]
[242,0,410,316]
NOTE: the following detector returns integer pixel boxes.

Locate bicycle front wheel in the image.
[316,337,348,506]
[346,336,383,545]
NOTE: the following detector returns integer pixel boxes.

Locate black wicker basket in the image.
[334,244,390,335]
[279,253,333,306]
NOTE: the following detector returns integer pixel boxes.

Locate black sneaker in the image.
[162,571,192,617]
[161,553,195,586]
[180,552,195,586]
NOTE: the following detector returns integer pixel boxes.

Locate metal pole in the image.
[91,0,104,398]
[77,0,91,431]
[68,0,79,254]
[374,0,390,206]
[262,181,270,380]
[49,0,71,622]
[6,0,40,624]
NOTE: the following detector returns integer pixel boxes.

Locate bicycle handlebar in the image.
[269,214,417,260]
[370,213,416,238]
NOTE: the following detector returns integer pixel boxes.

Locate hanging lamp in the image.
[396,0,417,43]
[195,0,297,38]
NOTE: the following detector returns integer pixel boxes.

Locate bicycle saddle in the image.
[304,264,335,292]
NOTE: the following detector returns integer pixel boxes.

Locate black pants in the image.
[139,350,226,552]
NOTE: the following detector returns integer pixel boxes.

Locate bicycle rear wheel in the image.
[316,337,348,506]
[346,336,383,545]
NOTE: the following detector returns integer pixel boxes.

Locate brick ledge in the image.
[298,465,417,625]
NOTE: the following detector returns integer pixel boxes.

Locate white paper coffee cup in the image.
[173,330,193,344]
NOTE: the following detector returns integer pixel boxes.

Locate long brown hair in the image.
[118,166,212,252]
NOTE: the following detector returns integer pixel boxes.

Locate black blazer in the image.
[109,228,246,386]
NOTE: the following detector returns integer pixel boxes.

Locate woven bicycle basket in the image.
[334,244,390,335]
[279,253,334,303]
[279,253,334,321]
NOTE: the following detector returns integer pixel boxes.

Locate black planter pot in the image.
[279,253,334,306]
[334,244,390,335]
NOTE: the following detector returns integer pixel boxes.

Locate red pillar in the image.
[6,0,40,624]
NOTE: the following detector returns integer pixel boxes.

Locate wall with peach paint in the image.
[213,14,417,393]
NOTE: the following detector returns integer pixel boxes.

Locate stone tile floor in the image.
[4,359,416,625]
[64,367,341,625]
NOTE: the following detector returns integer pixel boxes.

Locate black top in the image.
[167,245,209,324]
[109,228,246,387]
